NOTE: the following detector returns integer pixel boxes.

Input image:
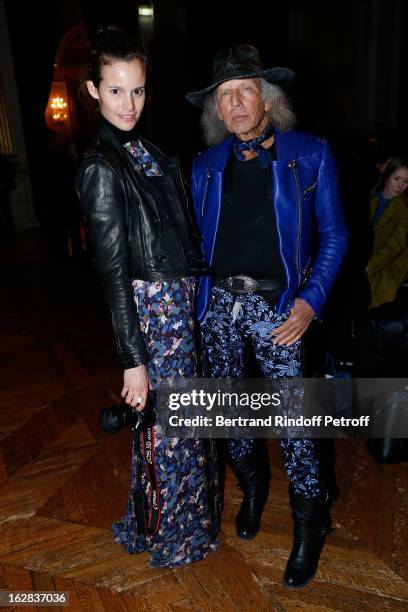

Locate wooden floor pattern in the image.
[1,232,408,611]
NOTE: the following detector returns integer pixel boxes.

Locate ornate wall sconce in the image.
[50,95,68,122]
[45,82,72,135]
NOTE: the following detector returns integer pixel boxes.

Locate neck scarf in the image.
[233,124,274,168]
[124,140,164,177]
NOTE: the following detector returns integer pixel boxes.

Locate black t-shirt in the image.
[212,146,285,281]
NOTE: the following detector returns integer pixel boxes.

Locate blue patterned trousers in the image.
[201,287,323,498]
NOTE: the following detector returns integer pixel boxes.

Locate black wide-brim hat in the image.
[186,44,295,108]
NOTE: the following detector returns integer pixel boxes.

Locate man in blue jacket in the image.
[186,45,347,588]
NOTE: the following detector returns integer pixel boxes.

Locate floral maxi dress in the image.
[112,277,220,568]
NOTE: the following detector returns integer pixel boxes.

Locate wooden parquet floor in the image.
[1,231,408,611]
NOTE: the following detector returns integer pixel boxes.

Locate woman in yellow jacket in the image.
[367,157,408,308]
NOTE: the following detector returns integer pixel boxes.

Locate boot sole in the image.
[282,570,316,590]
[236,530,260,540]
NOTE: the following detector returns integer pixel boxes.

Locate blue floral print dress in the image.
[112,278,220,568]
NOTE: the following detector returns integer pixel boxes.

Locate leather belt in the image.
[213,274,283,294]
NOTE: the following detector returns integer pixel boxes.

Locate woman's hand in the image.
[121,365,152,411]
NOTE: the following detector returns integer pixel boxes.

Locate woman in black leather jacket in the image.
[76,26,219,568]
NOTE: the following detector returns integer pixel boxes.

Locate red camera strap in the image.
[141,425,161,534]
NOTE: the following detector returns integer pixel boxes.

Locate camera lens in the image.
[99,405,128,434]
[99,391,156,435]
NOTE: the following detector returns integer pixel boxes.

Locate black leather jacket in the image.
[76,119,206,369]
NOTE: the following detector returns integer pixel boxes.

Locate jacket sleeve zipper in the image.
[288,160,302,282]
[111,311,123,353]
[301,257,312,285]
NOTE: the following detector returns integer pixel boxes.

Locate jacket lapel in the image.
[372,196,396,230]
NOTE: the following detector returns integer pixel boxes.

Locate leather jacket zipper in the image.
[303,181,317,199]
[288,160,302,281]
[301,257,312,285]
[111,312,123,353]
[175,165,201,243]
[173,165,198,259]
[201,172,211,215]
[176,164,190,210]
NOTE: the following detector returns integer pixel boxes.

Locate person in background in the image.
[367,157,408,308]
[76,25,219,568]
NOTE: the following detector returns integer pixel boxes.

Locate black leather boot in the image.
[283,485,332,589]
[229,448,270,540]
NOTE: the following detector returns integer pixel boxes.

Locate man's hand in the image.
[272,298,315,346]
[121,365,152,411]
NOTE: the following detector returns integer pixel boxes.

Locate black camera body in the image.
[99,390,156,434]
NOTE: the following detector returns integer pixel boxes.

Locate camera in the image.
[99,390,156,434]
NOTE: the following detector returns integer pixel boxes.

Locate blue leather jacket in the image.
[191,129,348,322]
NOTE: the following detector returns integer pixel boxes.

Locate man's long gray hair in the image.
[200,78,296,146]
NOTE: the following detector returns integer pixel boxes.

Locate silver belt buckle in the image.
[231,274,259,293]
